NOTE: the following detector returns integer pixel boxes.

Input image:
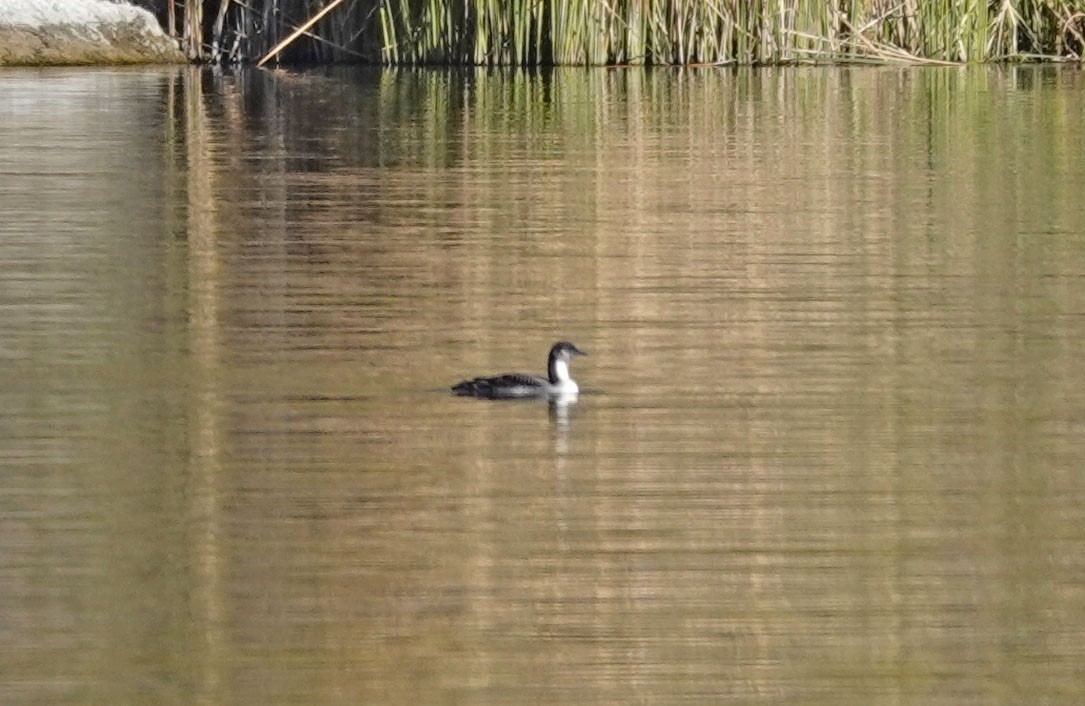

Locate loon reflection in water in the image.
[452,341,587,399]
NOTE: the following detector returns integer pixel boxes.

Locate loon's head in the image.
[547,341,586,386]
[550,341,586,360]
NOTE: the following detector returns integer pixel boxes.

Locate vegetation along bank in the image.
[2,0,1083,66]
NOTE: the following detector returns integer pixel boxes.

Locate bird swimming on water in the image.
[451,341,587,399]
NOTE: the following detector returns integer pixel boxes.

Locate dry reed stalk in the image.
[836,11,964,65]
[212,0,232,62]
[257,0,350,66]
[184,0,203,60]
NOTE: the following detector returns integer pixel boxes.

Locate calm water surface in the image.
[2,65,1084,705]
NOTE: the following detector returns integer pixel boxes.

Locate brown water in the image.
[2,65,1085,705]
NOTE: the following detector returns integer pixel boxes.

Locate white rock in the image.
[0,0,155,28]
[0,0,183,65]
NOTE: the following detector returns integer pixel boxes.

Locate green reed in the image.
[372,0,1083,65]
[191,0,1084,64]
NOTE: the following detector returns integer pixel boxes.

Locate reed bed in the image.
[172,0,1084,64]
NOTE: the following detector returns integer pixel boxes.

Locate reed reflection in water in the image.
[1,65,1084,705]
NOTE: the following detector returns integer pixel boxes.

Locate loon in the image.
[452,341,587,399]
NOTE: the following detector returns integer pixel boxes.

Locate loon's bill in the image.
[452,341,586,399]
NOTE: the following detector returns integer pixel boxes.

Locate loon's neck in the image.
[548,357,572,385]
